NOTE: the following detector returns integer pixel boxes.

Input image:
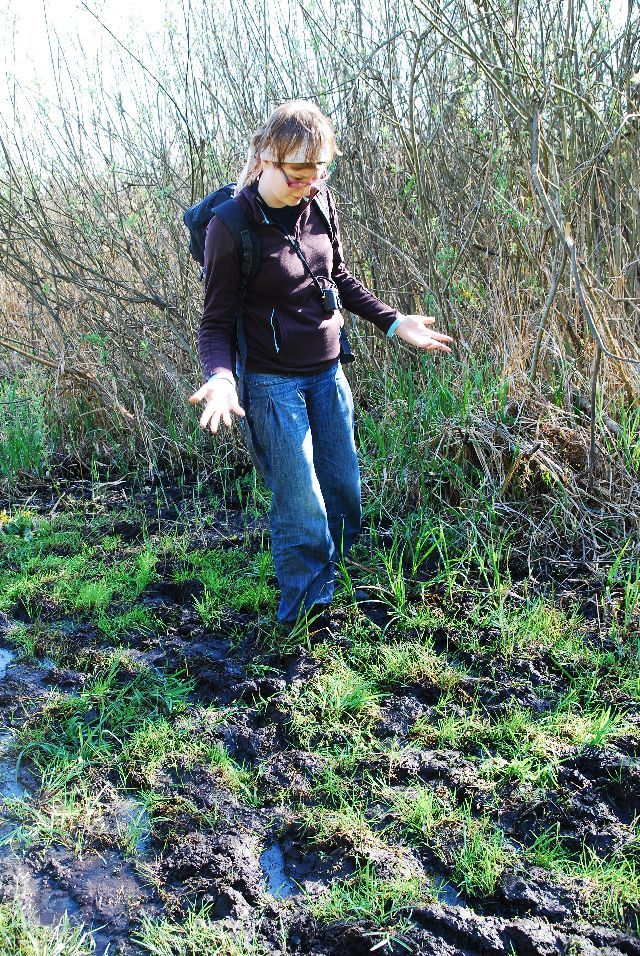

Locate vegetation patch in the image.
[528,825,640,928]
[309,861,430,924]
[0,483,637,952]
[0,898,94,955]
[133,904,269,955]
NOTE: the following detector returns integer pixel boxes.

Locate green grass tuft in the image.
[528,824,640,929]
[0,897,94,955]
[309,861,430,924]
[133,903,268,955]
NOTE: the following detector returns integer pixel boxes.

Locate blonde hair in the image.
[235,100,339,194]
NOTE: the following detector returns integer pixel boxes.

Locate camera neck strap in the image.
[257,196,330,299]
[286,233,328,299]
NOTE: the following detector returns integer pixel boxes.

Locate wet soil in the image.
[0,478,638,954]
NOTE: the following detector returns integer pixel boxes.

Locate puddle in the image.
[1,856,81,921]
[0,730,25,802]
[50,619,77,634]
[116,797,152,855]
[435,878,468,908]
[0,853,112,956]
[259,843,298,899]
[0,730,27,846]
[0,761,25,802]
[0,646,16,681]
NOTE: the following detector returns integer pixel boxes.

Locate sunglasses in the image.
[278,167,330,190]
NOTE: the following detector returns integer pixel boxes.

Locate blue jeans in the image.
[242,361,361,623]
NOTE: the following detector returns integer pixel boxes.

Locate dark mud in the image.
[0,479,638,954]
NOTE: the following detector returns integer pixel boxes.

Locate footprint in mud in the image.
[435,878,468,908]
[259,843,298,898]
[271,829,356,900]
[114,796,153,856]
[0,645,16,681]
[0,729,25,806]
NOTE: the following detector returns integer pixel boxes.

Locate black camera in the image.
[321,285,342,313]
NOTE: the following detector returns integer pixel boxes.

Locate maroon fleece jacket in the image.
[198,181,398,379]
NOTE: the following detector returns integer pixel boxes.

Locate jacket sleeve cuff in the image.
[387,312,407,337]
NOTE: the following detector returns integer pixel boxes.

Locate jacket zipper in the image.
[269,308,280,353]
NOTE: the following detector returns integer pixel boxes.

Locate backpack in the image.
[183,183,354,365]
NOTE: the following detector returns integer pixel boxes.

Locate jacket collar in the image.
[238,180,318,227]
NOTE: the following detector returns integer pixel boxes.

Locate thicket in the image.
[1,0,639,553]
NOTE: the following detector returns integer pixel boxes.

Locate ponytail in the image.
[235,145,262,194]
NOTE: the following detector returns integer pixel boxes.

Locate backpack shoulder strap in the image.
[210,197,260,370]
[213,198,261,293]
[311,190,334,241]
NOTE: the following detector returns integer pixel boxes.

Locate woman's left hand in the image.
[395,315,454,352]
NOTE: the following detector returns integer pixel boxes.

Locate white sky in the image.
[1,0,168,119]
[0,0,633,128]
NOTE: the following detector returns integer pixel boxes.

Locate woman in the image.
[189,100,452,627]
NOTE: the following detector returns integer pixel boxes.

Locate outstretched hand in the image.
[395,315,454,352]
[188,378,245,434]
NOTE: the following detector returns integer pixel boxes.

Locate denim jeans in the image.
[242,361,361,623]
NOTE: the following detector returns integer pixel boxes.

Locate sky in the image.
[0,0,633,138]
[2,0,168,78]
[1,0,168,120]
[2,0,631,100]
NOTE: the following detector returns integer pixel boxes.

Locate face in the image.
[259,160,329,206]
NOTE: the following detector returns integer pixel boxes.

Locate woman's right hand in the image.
[188,377,246,433]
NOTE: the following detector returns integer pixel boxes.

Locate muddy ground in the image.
[0,477,639,954]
